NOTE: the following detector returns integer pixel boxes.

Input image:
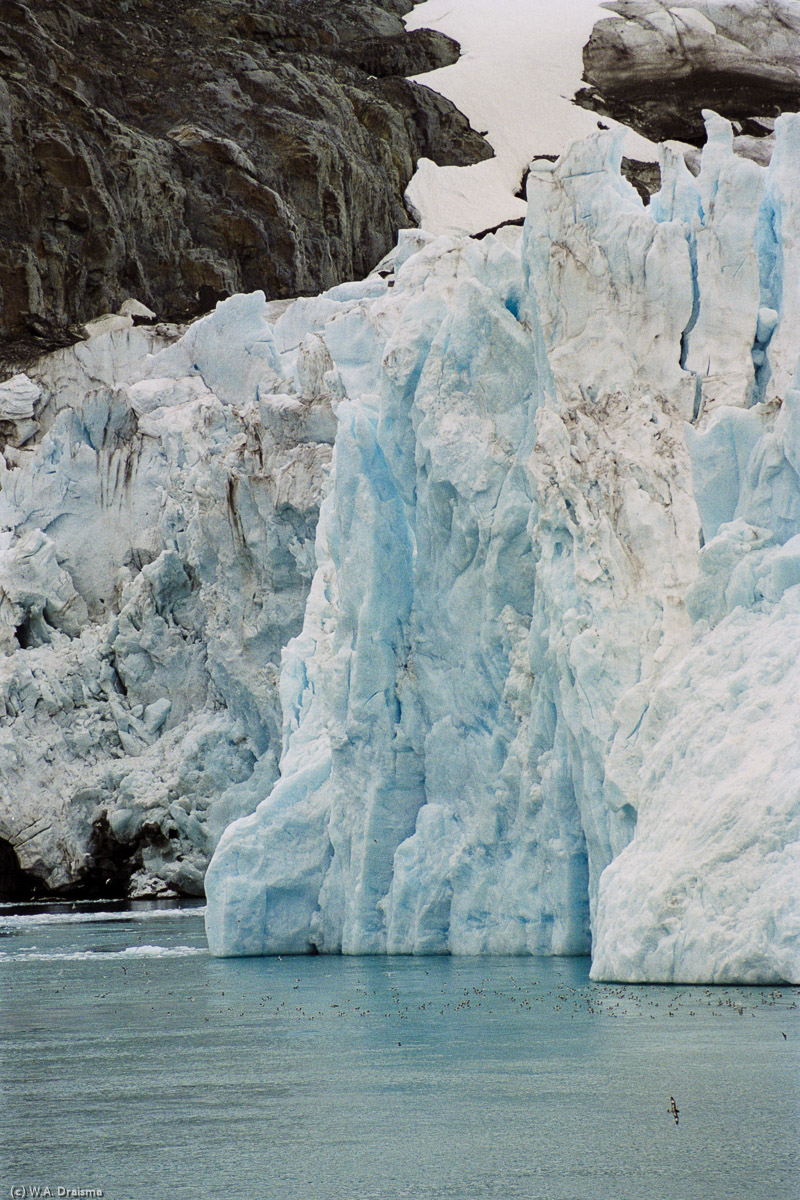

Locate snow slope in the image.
[403,0,656,234]
[205,116,800,983]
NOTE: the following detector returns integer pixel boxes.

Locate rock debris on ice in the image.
[0,301,341,896]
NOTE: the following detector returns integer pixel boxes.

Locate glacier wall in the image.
[0,302,335,895]
[206,114,800,983]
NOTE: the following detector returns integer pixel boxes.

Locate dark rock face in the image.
[576,0,800,144]
[620,158,662,204]
[0,837,39,901]
[0,0,491,369]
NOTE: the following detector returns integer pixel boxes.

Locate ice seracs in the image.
[0,373,41,450]
[2,105,797,977]
[0,303,338,896]
[594,564,800,984]
[206,114,800,983]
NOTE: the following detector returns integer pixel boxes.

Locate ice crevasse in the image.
[206,114,800,984]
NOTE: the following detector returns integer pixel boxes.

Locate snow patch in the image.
[403,0,657,235]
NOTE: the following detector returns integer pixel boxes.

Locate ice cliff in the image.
[0,305,333,896]
[2,111,797,980]
[205,114,800,983]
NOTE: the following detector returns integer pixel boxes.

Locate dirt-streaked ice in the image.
[205,116,800,983]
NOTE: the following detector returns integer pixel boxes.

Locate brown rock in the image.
[0,0,491,371]
[576,0,800,146]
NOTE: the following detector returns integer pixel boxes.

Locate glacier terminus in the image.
[204,114,800,983]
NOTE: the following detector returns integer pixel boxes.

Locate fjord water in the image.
[1,904,797,1200]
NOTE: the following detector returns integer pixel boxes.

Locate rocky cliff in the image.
[577,0,800,153]
[0,0,490,370]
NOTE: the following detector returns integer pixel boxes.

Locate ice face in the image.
[205,115,800,982]
[3,108,793,975]
[0,311,331,897]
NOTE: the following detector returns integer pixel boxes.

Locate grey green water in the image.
[1,902,797,1200]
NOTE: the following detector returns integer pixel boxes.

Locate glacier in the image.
[0,305,331,895]
[204,114,800,983]
[1,110,797,980]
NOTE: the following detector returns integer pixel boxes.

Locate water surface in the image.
[1,902,797,1200]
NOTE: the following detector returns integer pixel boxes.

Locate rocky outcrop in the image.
[0,0,490,370]
[577,0,800,147]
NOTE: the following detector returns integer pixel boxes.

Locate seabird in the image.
[669,1097,679,1125]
